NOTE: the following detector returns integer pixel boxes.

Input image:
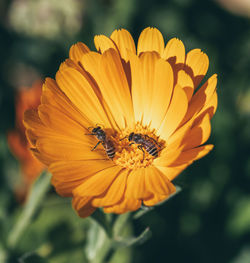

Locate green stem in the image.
[7,172,51,250]
[85,219,112,263]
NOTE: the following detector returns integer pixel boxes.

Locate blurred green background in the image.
[1,0,250,262]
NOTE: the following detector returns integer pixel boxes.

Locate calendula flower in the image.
[24,27,217,217]
[8,81,45,199]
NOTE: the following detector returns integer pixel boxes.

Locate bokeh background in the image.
[1,0,250,262]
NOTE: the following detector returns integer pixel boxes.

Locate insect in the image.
[86,126,115,159]
[121,132,161,161]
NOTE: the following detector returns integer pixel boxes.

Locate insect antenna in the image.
[119,135,128,141]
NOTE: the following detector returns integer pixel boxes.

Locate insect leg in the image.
[91,141,102,151]
[138,145,145,161]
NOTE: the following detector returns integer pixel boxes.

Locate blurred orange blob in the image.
[7,80,45,200]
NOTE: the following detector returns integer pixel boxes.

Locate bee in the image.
[121,132,161,161]
[86,126,115,159]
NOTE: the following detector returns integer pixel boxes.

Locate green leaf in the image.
[7,171,51,250]
[113,227,152,248]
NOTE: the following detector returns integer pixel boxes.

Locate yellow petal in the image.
[153,145,184,167]
[143,54,174,130]
[131,51,173,127]
[182,113,211,150]
[158,84,188,140]
[172,144,214,166]
[30,148,50,166]
[156,164,189,181]
[125,169,151,200]
[162,38,185,63]
[69,42,90,62]
[50,160,113,197]
[194,90,218,121]
[110,29,136,61]
[79,51,119,130]
[143,192,174,206]
[23,109,44,131]
[137,27,165,56]
[42,78,90,128]
[73,166,123,197]
[92,169,128,207]
[185,49,209,88]
[177,70,194,102]
[144,166,175,195]
[56,67,112,128]
[72,196,96,218]
[94,35,117,53]
[181,74,217,124]
[38,104,86,141]
[103,197,141,214]
[167,117,195,150]
[98,48,134,129]
[36,136,105,162]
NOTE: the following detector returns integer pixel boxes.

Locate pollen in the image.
[112,123,165,169]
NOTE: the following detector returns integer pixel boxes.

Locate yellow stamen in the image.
[112,123,164,169]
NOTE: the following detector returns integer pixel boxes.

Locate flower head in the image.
[24,27,218,217]
[7,80,45,199]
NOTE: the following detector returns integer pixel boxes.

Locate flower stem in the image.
[7,171,51,250]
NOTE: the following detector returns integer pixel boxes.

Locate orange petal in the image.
[142,55,174,130]
[125,169,151,200]
[36,136,105,162]
[98,48,134,129]
[92,169,128,207]
[137,27,165,56]
[158,84,188,140]
[23,109,44,130]
[69,42,90,62]
[24,109,56,140]
[182,113,211,150]
[185,49,209,88]
[73,166,123,197]
[177,70,194,102]
[30,148,50,166]
[144,166,175,195]
[38,104,86,142]
[94,35,117,53]
[181,74,217,124]
[72,196,96,218]
[110,29,136,61]
[103,197,141,214]
[42,78,90,128]
[153,145,184,167]
[56,67,111,128]
[162,38,185,63]
[50,159,113,197]
[131,51,173,127]
[143,192,174,206]
[194,90,218,121]
[172,144,214,166]
[156,164,189,181]
[167,117,195,150]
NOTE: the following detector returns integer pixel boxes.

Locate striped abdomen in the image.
[144,142,159,157]
[104,140,116,159]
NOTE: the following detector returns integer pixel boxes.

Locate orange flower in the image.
[7,80,45,198]
[24,28,218,217]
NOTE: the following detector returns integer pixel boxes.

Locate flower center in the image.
[111,123,164,169]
